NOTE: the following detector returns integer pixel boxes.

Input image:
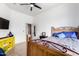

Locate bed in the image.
[27,26,79,56]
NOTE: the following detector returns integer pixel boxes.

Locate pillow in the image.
[64,32,77,39]
[52,32,66,38]
[52,33,59,37]
[52,32,78,39]
[57,32,66,39]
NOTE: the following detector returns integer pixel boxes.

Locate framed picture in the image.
[34,25,36,36]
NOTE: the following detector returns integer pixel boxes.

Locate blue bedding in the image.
[52,32,78,39]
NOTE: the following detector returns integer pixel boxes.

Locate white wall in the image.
[0,3,33,44]
[34,3,79,38]
[10,10,33,43]
[0,4,11,37]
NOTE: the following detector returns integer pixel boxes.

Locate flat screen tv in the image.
[0,17,9,29]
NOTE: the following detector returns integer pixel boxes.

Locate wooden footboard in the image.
[27,41,70,56]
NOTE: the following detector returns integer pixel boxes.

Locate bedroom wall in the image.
[34,3,79,38]
[0,3,11,38]
[0,3,33,44]
[10,9,33,44]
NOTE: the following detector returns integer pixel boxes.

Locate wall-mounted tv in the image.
[0,17,9,29]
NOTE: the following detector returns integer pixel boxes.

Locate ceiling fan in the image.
[20,3,42,11]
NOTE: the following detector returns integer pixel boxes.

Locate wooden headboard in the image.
[51,26,79,34]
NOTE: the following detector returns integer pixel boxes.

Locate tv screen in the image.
[0,17,9,29]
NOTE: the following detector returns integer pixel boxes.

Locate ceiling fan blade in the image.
[30,7,32,11]
[33,4,42,9]
[30,3,35,5]
[20,3,30,5]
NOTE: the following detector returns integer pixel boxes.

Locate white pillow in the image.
[57,33,65,39]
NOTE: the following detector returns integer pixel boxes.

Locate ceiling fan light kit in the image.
[30,4,34,7]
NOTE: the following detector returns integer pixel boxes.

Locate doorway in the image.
[26,24,32,41]
[26,23,32,55]
[27,24,32,36]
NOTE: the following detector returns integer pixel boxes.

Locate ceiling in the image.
[6,3,62,16]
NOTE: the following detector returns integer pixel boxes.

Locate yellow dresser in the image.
[0,36,15,53]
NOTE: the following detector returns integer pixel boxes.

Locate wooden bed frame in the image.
[27,40,70,56]
[51,26,79,33]
[27,26,79,56]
